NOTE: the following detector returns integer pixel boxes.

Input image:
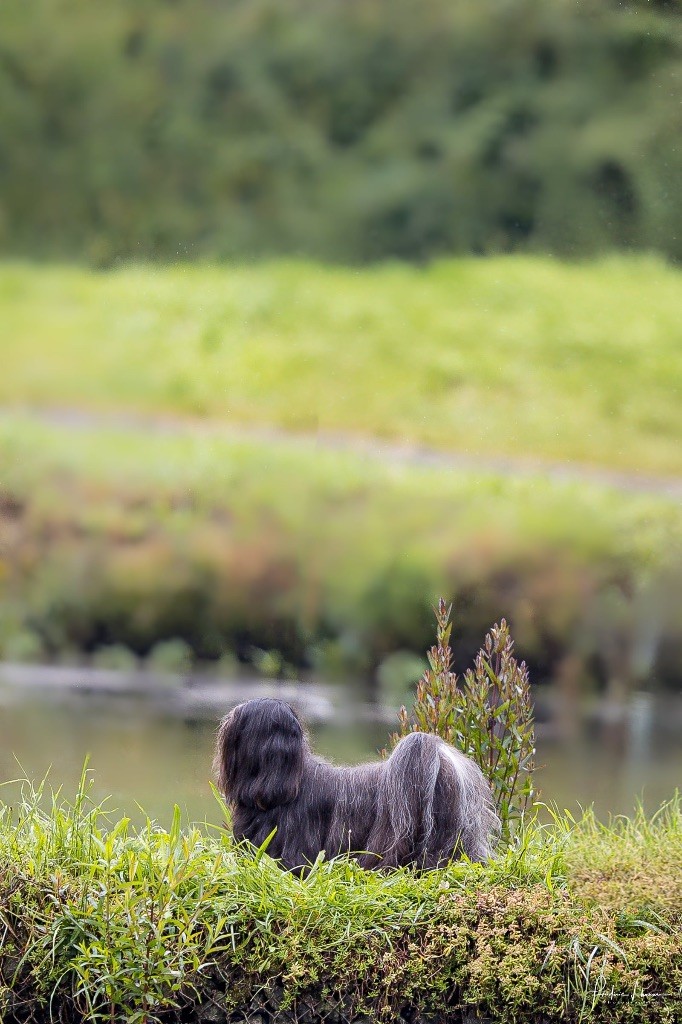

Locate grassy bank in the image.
[0,780,679,1023]
[1,414,681,687]
[2,257,682,474]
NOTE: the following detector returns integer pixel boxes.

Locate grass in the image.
[564,803,682,937]
[1,413,680,675]
[0,775,679,1023]
[1,255,681,475]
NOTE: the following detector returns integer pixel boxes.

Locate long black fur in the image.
[214,698,500,870]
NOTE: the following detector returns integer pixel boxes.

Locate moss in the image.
[0,785,679,1023]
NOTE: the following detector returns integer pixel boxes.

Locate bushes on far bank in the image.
[1,414,681,694]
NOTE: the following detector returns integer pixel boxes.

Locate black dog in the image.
[214,698,499,870]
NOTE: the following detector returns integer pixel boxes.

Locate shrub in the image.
[376,650,427,707]
[145,638,193,676]
[394,598,535,840]
[0,628,44,664]
[215,650,240,678]
[91,644,139,672]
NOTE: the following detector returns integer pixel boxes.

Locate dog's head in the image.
[213,698,306,811]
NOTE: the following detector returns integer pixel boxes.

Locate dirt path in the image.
[4,405,682,500]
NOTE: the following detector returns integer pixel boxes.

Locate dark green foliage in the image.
[1,0,681,263]
[394,600,535,840]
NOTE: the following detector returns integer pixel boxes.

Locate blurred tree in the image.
[0,0,680,263]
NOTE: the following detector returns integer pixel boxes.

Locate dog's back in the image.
[360,732,499,868]
[214,699,499,871]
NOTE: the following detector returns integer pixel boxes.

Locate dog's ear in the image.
[213,699,305,810]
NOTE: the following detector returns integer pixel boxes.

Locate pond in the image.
[0,685,680,827]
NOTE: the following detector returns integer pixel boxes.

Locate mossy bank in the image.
[0,782,679,1023]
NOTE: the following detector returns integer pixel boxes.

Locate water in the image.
[0,688,679,827]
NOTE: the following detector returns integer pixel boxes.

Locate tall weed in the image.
[394,599,536,840]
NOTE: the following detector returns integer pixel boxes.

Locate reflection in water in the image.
[0,690,680,827]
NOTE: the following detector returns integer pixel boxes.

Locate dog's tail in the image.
[361,732,500,868]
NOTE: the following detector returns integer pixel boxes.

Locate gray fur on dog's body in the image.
[214,698,499,870]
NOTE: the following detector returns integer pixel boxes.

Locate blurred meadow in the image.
[0,0,681,824]
[2,256,681,471]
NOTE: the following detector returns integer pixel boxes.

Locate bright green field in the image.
[2,256,681,474]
